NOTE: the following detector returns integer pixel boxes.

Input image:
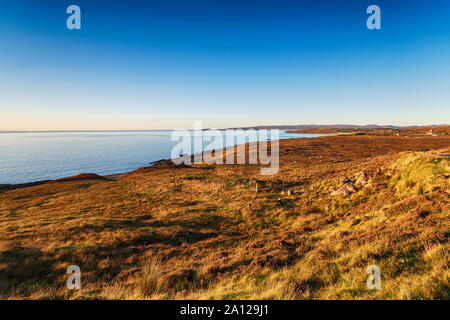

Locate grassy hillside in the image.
[0,135,449,299]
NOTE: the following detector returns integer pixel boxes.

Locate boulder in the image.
[355,170,369,187]
[331,183,357,197]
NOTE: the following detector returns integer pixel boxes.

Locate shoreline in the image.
[0,133,325,189]
[1,133,449,299]
[2,127,449,189]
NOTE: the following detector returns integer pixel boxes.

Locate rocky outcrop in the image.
[331,170,372,197]
[355,170,373,188]
[331,183,357,197]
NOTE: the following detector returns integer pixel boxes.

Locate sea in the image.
[0,130,326,184]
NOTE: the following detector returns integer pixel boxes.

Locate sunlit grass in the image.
[0,136,449,299]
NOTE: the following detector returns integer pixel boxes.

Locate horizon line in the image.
[1,124,449,133]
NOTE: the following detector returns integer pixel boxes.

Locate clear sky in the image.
[0,0,449,130]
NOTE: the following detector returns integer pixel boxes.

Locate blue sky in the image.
[0,0,449,130]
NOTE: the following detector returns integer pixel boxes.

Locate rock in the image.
[355,170,369,187]
[364,180,373,188]
[332,172,366,197]
[331,184,354,197]
[331,187,349,197]
[342,177,353,184]
[345,183,357,193]
[357,170,368,179]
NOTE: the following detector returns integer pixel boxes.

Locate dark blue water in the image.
[0,130,325,184]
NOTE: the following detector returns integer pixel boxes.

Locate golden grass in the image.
[0,135,449,299]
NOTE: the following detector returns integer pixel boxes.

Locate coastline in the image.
[1,133,449,299]
[1,125,448,188]
[0,132,327,188]
[2,129,449,190]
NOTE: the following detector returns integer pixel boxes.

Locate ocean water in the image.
[0,130,325,184]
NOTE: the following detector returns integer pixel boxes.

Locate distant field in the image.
[0,134,449,299]
[289,125,450,136]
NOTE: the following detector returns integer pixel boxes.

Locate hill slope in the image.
[0,135,449,299]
